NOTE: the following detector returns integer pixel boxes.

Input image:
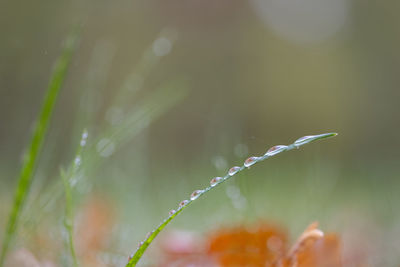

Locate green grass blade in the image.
[0,29,79,266]
[125,132,338,266]
[61,169,79,267]
[60,130,87,267]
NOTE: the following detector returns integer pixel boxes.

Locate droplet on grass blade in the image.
[294,135,314,146]
[228,166,240,176]
[210,177,223,187]
[179,200,189,208]
[138,241,144,248]
[74,156,81,166]
[190,190,204,201]
[244,156,259,168]
[169,209,176,216]
[265,145,288,156]
[294,133,337,147]
[80,130,88,147]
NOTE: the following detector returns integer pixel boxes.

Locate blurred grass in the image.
[0,28,79,266]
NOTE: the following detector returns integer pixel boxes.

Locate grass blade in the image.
[125,132,338,266]
[0,29,79,266]
[60,129,88,267]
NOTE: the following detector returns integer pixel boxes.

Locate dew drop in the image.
[179,200,189,207]
[80,139,87,147]
[244,156,259,168]
[128,253,133,261]
[80,130,88,147]
[138,241,144,248]
[265,145,288,156]
[82,131,88,140]
[74,156,81,166]
[294,135,314,146]
[169,209,176,216]
[228,166,240,176]
[210,177,223,187]
[190,190,204,201]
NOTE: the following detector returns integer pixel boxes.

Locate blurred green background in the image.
[1,0,400,266]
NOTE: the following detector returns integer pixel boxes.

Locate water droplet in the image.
[294,133,337,146]
[169,209,176,216]
[82,131,88,140]
[190,190,204,200]
[265,145,288,156]
[74,156,81,166]
[128,253,133,261]
[294,135,313,145]
[138,241,144,248]
[210,177,223,187]
[179,200,189,207]
[244,156,259,168]
[228,166,240,176]
[80,130,88,147]
[96,138,115,157]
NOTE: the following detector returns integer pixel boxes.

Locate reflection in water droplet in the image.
[190,190,204,201]
[228,166,240,176]
[179,200,189,207]
[244,156,259,168]
[265,145,288,156]
[169,209,176,216]
[96,138,116,157]
[210,177,223,187]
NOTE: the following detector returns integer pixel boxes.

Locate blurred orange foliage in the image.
[158,222,343,267]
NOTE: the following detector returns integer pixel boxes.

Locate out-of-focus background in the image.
[1,0,400,266]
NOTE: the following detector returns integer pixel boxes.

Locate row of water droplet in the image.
[130,133,337,260]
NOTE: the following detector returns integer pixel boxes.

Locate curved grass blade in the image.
[0,28,80,266]
[126,132,338,266]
